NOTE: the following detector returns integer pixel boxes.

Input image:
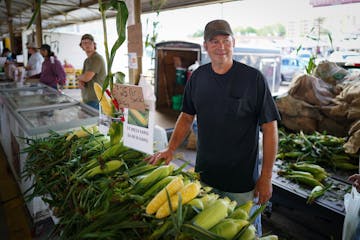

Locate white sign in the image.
[123,107,154,154]
[128,52,138,69]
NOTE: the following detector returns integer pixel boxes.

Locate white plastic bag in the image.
[343,186,360,240]
[138,74,156,111]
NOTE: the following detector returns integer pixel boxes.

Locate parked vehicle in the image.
[327,50,360,65]
[202,46,282,93]
[280,56,305,82]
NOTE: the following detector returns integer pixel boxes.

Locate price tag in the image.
[113,84,146,111]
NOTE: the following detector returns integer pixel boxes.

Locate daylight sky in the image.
[141,0,360,41]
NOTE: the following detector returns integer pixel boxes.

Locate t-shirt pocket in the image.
[225,97,254,119]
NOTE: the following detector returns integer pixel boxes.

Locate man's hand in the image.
[78,79,85,89]
[348,174,360,193]
[254,175,272,204]
[145,148,175,165]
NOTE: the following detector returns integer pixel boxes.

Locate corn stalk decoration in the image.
[98,0,128,145]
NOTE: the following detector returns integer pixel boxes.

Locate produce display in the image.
[276,129,357,203]
[22,126,273,240]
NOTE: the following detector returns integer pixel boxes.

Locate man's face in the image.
[27,47,35,54]
[80,39,95,52]
[204,35,234,64]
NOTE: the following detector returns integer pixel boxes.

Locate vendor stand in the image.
[0,83,99,222]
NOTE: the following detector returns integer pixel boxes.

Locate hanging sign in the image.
[113,84,146,111]
[113,83,154,154]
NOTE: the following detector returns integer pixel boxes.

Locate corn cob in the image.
[155,181,201,218]
[290,163,327,176]
[134,165,174,193]
[278,169,314,178]
[285,174,324,188]
[100,142,128,160]
[129,109,148,127]
[241,224,256,240]
[83,160,124,178]
[192,198,230,230]
[312,172,328,182]
[237,200,253,215]
[146,176,184,214]
[230,207,249,220]
[94,82,113,116]
[332,161,359,171]
[66,125,98,141]
[188,198,204,211]
[307,184,332,204]
[143,175,177,200]
[209,218,249,240]
[200,192,219,209]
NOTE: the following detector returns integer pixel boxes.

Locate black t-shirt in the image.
[182,61,280,193]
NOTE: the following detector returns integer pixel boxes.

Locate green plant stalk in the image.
[99,0,111,86]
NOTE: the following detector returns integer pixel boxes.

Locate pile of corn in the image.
[22,126,276,240]
[277,129,358,203]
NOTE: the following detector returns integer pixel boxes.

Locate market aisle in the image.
[0,146,32,240]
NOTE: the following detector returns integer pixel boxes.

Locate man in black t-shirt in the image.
[146,19,280,236]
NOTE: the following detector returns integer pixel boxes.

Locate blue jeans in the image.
[211,188,262,237]
[85,100,99,110]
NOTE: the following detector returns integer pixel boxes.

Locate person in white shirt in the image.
[25,42,43,77]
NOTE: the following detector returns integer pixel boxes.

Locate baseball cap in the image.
[27,42,38,49]
[39,44,51,53]
[80,34,94,43]
[204,19,233,41]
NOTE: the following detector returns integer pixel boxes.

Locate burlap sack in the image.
[349,120,360,136]
[280,113,317,134]
[288,74,334,106]
[344,129,360,154]
[336,81,360,103]
[276,94,322,119]
[314,60,348,85]
[320,104,348,121]
[318,117,349,137]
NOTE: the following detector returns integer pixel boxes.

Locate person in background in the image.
[77,34,106,109]
[63,59,74,69]
[145,19,280,236]
[2,48,15,61]
[348,174,360,193]
[25,42,43,77]
[28,44,66,90]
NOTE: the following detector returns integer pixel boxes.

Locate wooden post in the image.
[127,0,142,85]
[4,0,15,52]
[35,0,43,46]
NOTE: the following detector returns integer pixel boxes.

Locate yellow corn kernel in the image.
[237,200,253,215]
[146,176,184,215]
[155,181,201,219]
[84,160,123,178]
[94,82,113,116]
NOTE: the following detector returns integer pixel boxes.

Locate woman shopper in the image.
[28,44,66,90]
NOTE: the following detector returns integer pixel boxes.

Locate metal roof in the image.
[0,0,237,37]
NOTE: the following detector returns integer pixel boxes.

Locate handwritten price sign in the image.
[113,84,146,111]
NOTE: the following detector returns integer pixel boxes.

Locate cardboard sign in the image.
[113,84,146,111]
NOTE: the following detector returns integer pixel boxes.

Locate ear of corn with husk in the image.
[94,82,113,116]
[146,176,184,214]
[155,181,201,218]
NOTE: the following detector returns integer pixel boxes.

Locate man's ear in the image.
[203,41,208,52]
